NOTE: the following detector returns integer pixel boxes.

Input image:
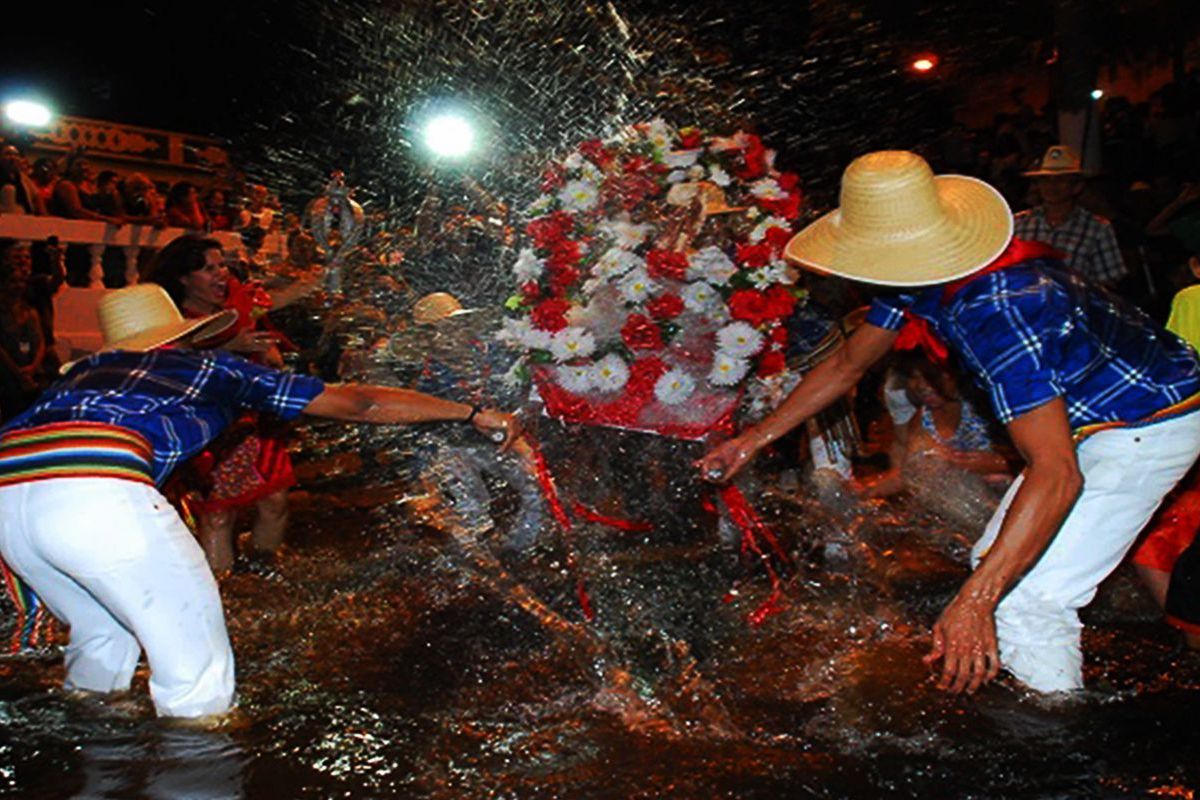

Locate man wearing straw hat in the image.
[0,284,519,720]
[699,151,1200,695]
[1014,144,1128,287]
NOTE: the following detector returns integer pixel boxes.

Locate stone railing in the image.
[0,215,285,287]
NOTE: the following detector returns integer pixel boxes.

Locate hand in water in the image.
[923,592,1001,694]
[695,431,763,483]
[472,409,521,452]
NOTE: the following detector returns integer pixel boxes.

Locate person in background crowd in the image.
[205,188,233,231]
[165,182,209,230]
[93,170,125,218]
[1013,145,1128,287]
[861,352,1016,501]
[49,158,122,226]
[146,236,317,573]
[121,173,166,226]
[0,143,47,215]
[29,158,57,210]
[0,241,47,422]
[0,283,518,720]
[700,151,1200,696]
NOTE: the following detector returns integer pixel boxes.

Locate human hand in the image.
[695,430,765,483]
[1177,183,1200,206]
[472,408,521,452]
[922,591,1001,694]
[226,329,276,354]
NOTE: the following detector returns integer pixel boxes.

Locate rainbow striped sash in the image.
[0,422,155,487]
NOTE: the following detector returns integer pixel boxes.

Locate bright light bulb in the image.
[423,114,475,159]
[1091,88,1104,100]
[912,57,936,73]
[3,100,53,128]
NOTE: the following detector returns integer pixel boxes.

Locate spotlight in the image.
[3,99,53,128]
[1091,89,1104,101]
[911,55,938,73]
[423,113,475,159]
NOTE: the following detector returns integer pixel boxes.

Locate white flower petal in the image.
[716,322,765,358]
[708,353,750,386]
[654,369,696,405]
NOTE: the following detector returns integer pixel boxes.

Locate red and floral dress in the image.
[185,277,297,510]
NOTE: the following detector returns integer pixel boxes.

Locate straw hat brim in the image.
[1021,167,1083,177]
[784,174,1014,287]
[61,309,239,374]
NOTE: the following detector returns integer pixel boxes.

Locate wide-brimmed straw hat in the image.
[1022,145,1083,177]
[784,150,1013,287]
[61,284,237,373]
[412,291,476,325]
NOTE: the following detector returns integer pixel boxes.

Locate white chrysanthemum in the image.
[646,119,674,151]
[581,277,603,296]
[557,363,594,393]
[654,369,696,405]
[749,216,790,243]
[512,248,545,282]
[667,169,689,184]
[593,247,643,279]
[688,245,737,285]
[601,221,651,250]
[747,261,791,290]
[664,149,700,169]
[709,352,750,386]
[550,327,597,362]
[750,178,785,199]
[526,194,554,215]
[563,152,585,170]
[717,322,765,358]
[682,281,719,312]
[558,179,600,212]
[500,318,553,351]
[617,268,659,303]
[708,165,732,187]
[580,161,604,183]
[590,354,630,393]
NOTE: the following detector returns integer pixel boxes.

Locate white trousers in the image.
[973,409,1200,692]
[0,478,235,718]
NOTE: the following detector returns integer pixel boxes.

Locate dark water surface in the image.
[2,422,1199,799]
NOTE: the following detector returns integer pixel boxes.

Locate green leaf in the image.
[504,294,526,311]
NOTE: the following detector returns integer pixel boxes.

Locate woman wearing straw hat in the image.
[0,284,518,720]
[699,150,1200,695]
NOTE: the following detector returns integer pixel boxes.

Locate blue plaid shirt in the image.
[866,257,1200,428]
[0,349,325,485]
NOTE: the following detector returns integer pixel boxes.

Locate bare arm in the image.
[697,322,898,481]
[923,397,1082,693]
[302,383,519,449]
[54,182,122,225]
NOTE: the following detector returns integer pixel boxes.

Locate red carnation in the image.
[757,191,802,221]
[646,249,689,281]
[777,172,800,192]
[769,325,789,346]
[548,263,581,295]
[734,134,769,180]
[520,281,541,302]
[763,285,798,320]
[756,349,787,378]
[678,127,703,149]
[646,293,685,320]
[526,211,574,249]
[531,298,571,332]
[727,289,772,327]
[579,139,616,170]
[546,237,583,270]
[764,226,792,252]
[540,165,566,192]
[621,314,664,351]
[736,242,773,269]
[605,173,662,210]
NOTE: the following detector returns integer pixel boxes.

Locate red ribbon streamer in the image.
[570,501,654,533]
[718,484,793,626]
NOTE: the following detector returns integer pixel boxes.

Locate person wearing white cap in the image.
[698,150,1200,695]
[0,284,519,720]
[1013,145,1128,287]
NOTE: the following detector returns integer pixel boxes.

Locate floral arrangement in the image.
[499,119,806,439]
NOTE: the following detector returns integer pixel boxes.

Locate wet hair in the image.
[892,351,959,401]
[144,235,224,305]
[96,170,119,189]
